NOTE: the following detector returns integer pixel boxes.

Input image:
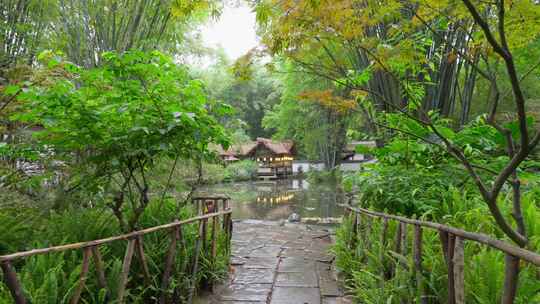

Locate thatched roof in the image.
[216,137,295,157]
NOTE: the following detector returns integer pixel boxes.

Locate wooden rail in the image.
[0,197,233,304]
[342,203,540,304]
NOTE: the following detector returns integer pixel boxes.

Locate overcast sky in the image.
[200,3,259,60]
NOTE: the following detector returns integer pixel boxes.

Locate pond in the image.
[197,179,345,222]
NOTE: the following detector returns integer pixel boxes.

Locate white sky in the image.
[200,3,259,60]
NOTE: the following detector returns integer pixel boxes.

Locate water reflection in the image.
[198,179,344,221]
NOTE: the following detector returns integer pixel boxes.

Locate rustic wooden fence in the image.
[342,203,540,304]
[0,196,233,304]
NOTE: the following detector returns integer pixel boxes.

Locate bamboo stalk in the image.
[1,261,27,304]
[453,237,465,304]
[135,235,151,285]
[159,226,180,304]
[70,247,91,304]
[117,239,136,304]
[340,205,540,266]
[91,246,108,296]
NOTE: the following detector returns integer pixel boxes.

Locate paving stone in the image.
[319,277,341,297]
[275,271,318,288]
[243,256,279,269]
[218,283,271,302]
[281,248,308,257]
[270,287,321,304]
[234,268,275,284]
[250,245,282,257]
[208,222,344,304]
[230,256,247,265]
[279,257,316,272]
[321,296,354,304]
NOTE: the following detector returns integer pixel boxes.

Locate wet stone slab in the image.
[218,283,272,302]
[275,271,319,288]
[203,220,343,304]
[270,287,321,304]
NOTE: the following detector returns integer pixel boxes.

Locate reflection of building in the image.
[216,138,296,179]
[256,193,295,204]
[254,181,296,205]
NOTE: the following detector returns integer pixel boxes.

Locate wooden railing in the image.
[0,197,233,304]
[342,203,540,304]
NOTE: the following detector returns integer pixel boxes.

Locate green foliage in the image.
[334,209,540,304]
[17,50,229,163]
[12,50,230,230]
[0,201,230,303]
[222,160,258,182]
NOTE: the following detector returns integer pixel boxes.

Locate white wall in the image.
[292,161,324,173]
[339,162,362,171]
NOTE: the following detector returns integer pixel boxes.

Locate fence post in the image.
[350,212,358,251]
[159,225,180,304]
[117,238,136,304]
[211,201,219,262]
[91,246,108,298]
[1,261,27,304]
[400,222,408,256]
[440,231,456,304]
[135,235,151,285]
[187,221,205,304]
[381,217,390,281]
[413,225,427,304]
[501,254,520,304]
[70,247,91,304]
[453,237,465,304]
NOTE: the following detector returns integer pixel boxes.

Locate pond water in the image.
[198,179,345,221]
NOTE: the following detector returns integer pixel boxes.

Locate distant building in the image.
[342,141,377,162]
[216,137,296,179]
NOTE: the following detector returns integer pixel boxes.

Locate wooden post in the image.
[440,231,456,304]
[91,246,108,297]
[400,222,408,256]
[501,254,520,304]
[70,247,91,304]
[364,216,373,252]
[381,218,389,281]
[391,221,402,278]
[187,221,205,304]
[135,235,151,285]
[350,213,358,251]
[1,261,27,304]
[211,202,219,262]
[413,225,427,304]
[453,237,465,304]
[159,226,180,304]
[117,239,136,304]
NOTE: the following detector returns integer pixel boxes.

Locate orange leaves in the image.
[298,90,357,114]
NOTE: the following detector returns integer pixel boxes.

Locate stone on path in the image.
[197,220,348,304]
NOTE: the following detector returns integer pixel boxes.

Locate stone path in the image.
[200,220,351,304]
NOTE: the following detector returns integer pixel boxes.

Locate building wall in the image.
[292,161,324,173]
[293,158,375,173]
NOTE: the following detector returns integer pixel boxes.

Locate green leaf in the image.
[3,84,20,96]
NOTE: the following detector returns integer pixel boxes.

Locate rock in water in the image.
[288,212,300,223]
